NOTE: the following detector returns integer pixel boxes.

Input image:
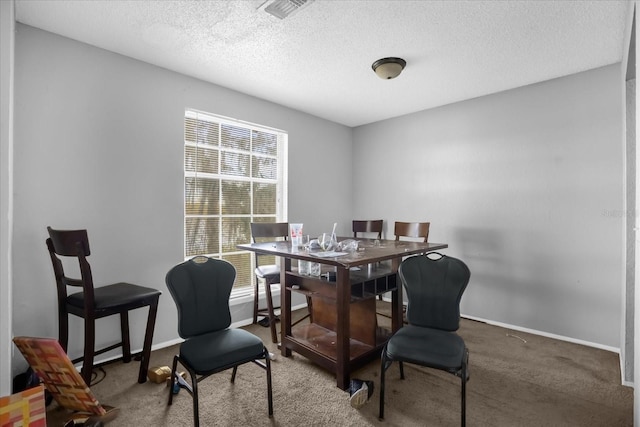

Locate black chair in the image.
[46,226,161,386]
[379,253,471,425]
[166,256,273,426]
[352,219,383,239]
[250,222,289,343]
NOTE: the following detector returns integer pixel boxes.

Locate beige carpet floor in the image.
[45,308,632,426]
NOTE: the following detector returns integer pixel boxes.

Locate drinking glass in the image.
[298,235,311,275]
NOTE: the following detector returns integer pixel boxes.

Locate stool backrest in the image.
[394,221,430,243]
[46,226,96,304]
[352,220,383,239]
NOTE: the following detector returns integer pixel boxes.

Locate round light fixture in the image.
[372,57,406,80]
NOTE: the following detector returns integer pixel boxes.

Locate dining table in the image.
[237,237,448,389]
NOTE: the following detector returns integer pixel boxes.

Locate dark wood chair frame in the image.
[46,226,161,385]
[394,221,430,242]
[250,222,313,343]
[250,222,290,343]
[352,219,383,239]
[353,220,385,301]
[380,221,431,317]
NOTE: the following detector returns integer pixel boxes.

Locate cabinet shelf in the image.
[288,323,393,363]
[286,263,398,302]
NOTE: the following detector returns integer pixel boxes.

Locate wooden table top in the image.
[238,238,448,269]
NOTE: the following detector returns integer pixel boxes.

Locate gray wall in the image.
[626,77,636,382]
[9,22,626,375]
[11,24,353,372]
[1,0,15,395]
[353,65,623,348]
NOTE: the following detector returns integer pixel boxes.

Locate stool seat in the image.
[67,283,161,312]
[255,265,280,280]
[250,222,289,343]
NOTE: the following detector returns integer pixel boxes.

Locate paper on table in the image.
[309,251,348,258]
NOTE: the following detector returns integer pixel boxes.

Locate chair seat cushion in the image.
[180,328,265,374]
[386,325,466,372]
[67,282,161,310]
[255,265,280,280]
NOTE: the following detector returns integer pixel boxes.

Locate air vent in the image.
[258,0,315,19]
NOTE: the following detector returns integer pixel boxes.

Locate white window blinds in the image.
[184,109,287,289]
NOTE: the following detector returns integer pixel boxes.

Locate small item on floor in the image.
[171,372,192,395]
[258,316,279,327]
[63,416,104,427]
[349,378,374,409]
[165,371,186,387]
[147,366,172,384]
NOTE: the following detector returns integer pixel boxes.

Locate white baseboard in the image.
[92,304,629,387]
[379,296,619,352]
[461,313,620,354]
[463,314,631,388]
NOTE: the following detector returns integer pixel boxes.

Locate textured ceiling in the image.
[15,0,630,127]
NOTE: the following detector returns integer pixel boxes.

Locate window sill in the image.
[230,284,280,307]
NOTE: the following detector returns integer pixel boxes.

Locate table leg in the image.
[335,267,350,390]
[280,257,292,357]
[391,258,403,332]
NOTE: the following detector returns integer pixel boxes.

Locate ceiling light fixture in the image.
[372,57,407,80]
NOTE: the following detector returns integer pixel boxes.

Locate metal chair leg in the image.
[461,366,466,427]
[266,349,273,417]
[167,355,179,406]
[379,352,390,420]
[191,370,199,427]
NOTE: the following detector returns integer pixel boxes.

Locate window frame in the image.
[184,109,288,297]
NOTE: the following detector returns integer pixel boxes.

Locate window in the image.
[184,109,287,292]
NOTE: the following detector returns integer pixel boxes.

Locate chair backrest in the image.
[47,227,91,256]
[250,222,289,269]
[46,226,95,303]
[250,222,289,242]
[398,253,470,331]
[394,221,430,243]
[352,220,383,239]
[165,256,236,339]
[12,336,107,416]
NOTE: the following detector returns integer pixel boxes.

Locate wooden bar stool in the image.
[250,222,289,343]
[394,221,430,243]
[46,226,161,385]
